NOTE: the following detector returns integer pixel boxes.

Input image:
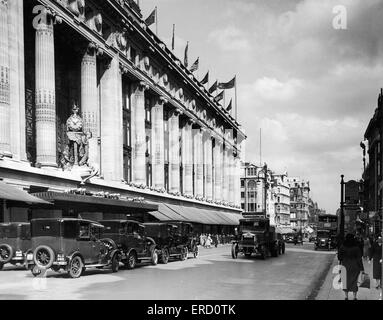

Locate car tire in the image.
[126,251,137,270]
[111,253,119,273]
[151,248,158,266]
[33,245,55,270]
[161,249,169,264]
[231,244,238,259]
[67,256,84,279]
[0,244,13,264]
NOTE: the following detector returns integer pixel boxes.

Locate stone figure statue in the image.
[66,104,87,167]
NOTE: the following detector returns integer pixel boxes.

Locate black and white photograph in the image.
[0,0,382,307]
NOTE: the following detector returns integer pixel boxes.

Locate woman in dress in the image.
[369,235,382,289]
[338,233,364,300]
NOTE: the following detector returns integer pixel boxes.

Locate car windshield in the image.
[317,231,330,238]
[31,220,61,237]
[240,220,266,232]
[101,221,123,234]
[0,225,18,239]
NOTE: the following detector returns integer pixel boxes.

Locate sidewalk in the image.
[316,256,382,300]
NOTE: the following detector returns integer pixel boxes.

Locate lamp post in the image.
[339,174,345,249]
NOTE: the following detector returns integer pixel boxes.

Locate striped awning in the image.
[149,203,241,226]
[0,181,51,205]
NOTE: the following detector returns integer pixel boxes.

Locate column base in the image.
[38,162,58,170]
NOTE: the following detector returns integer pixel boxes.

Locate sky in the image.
[139,0,383,214]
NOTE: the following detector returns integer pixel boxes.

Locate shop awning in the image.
[149,203,241,226]
[31,191,158,212]
[276,227,296,234]
[0,181,51,205]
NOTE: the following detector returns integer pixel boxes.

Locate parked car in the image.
[143,222,190,263]
[168,221,199,258]
[309,235,317,242]
[27,218,121,278]
[285,233,296,243]
[99,220,158,269]
[0,223,31,270]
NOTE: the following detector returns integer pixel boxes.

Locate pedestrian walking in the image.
[338,233,364,300]
[363,236,371,260]
[215,234,219,248]
[369,235,382,289]
[205,234,212,248]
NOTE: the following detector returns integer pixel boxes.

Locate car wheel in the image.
[67,256,84,279]
[231,244,238,259]
[33,245,55,270]
[151,249,158,266]
[0,244,13,264]
[161,249,169,264]
[126,252,137,270]
[111,253,119,273]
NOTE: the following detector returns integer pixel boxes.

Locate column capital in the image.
[119,63,129,75]
[137,80,149,92]
[170,107,183,117]
[158,96,168,105]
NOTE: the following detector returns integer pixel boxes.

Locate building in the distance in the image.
[240,162,290,226]
[287,177,310,229]
[0,0,246,233]
[273,173,291,226]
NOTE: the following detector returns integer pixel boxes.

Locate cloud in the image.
[208,26,251,53]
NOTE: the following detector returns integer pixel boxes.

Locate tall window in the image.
[164,109,170,191]
[247,180,257,213]
[123,81,132,182]
[145,97,152,187]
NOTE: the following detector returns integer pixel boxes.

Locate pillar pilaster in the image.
[213,137,222,202]
[35,10,57,167]
[100,55,123,181]
[151,96,167,190]
[169,108,182,194]
[193,126,203,198]
[131,81,149,186]
[203,128,213,201]
[182,118,193,196]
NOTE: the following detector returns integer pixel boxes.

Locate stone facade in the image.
[0,0,245,222]
[287,177,310,229]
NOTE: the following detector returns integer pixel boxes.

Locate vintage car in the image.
[27,218,121,278]
[231,216,281,260]
[143,222,191,263]
[168,221,199,258]
[99,220,158,269]
[315,230,337,250]
[0,223,31,270]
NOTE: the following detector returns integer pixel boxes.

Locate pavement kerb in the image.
[305,253,337,300]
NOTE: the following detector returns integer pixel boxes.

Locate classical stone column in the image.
[228,148,235,205]
[213,138,222,202]
[222,145,229,204]
[81,45,99,167]
[182,119,193,196]
[169,108,181,194]
[234,155,241,207]
[0,0,10,157]
[100,55,123,181]
[8,0,26,160]
[131,81,148,186]
[193,126,203,198]
[35,11,57,167]
[151,96,166,190]
[203,129,213,201]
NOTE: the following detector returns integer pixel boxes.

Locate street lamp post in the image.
[339,174,345,249]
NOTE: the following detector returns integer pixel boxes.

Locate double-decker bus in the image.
[315,214,338,250]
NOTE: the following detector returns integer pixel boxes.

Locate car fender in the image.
[145,236,156,246]
[67,251,84,264]
[125,248,137,258]
[109,249,121,261]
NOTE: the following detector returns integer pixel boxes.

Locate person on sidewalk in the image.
[338,233,364,300]
[363,236,371,260]
[369,235,382,289]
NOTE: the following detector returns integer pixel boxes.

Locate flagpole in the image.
[155,6,158,36]
[172,24,175,51]
[235,75,238,121]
